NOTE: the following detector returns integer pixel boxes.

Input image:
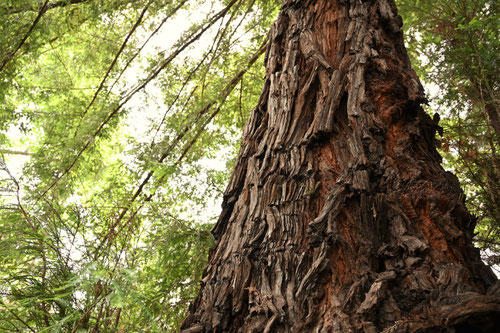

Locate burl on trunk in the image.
[182,0,500,332]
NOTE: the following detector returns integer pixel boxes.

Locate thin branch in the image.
[0,149,31,156]
[3,0,90,15]
[150,46,214,145]
[108,0,190,93]
[48,39,74,85]
[47,0,90,10]
[1,305,36,333]
[151,0,254,139]
[0,0,50,74]
[18,85,95,91]
[77,1,152,121]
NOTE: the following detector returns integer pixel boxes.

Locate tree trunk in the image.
[181,0,500,332]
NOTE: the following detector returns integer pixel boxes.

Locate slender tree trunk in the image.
[182,0,500,332]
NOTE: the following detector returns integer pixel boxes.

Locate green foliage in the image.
[0,0,280,331]
[398,0,500,267]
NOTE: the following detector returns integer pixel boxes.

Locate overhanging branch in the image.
[0,0,50,74]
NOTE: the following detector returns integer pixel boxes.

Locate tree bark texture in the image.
[181,0,500,332]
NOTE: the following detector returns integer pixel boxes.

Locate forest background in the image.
[0,0,497,331]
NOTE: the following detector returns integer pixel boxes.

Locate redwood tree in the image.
[181,0,500,332]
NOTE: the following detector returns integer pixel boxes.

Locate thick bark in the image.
[181,0,500,332]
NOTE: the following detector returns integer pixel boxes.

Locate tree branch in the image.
[47,0,90,10]
[0,149,32,156]
[0,0,50,74]
[3,0,91,15]
[77,1,152,121]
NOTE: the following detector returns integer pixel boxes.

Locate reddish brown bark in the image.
[181,0,500,332]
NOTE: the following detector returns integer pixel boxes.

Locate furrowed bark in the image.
[181,0,500,332]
